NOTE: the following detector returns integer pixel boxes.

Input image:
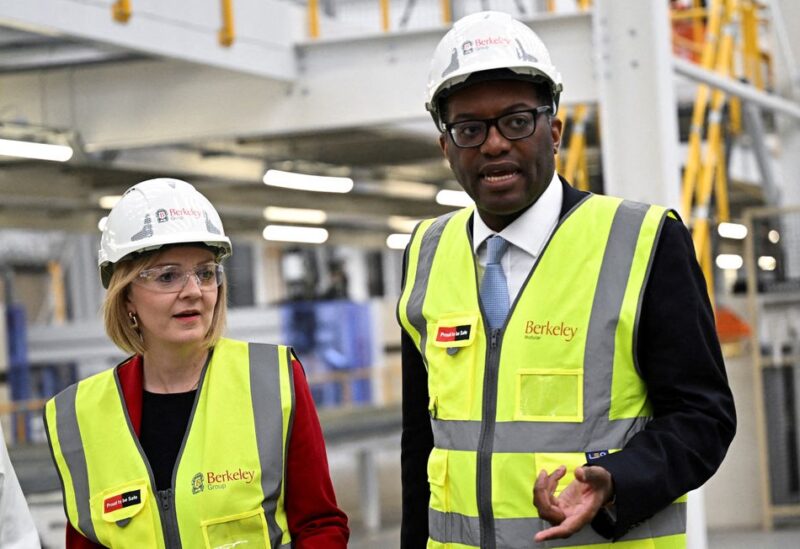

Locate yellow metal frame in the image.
[441,0,452,25]
[47,261,66,325]
[308,0,320,39]
[219,0,235,47]
[552,1,593,192]
[562,104,591,192]
[676,3,778,528]
[380,0,390,32]
[112,0,132,23]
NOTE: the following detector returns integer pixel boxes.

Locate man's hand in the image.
[532,465,614,542]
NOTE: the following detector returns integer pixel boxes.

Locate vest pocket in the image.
[91,479,158,548]
[427,313,480,419]
[201,508,269,549]
[515,368,583,422]
[427,448,449,513]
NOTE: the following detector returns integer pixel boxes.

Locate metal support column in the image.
[357,448,380,533]
[593,0,681,208]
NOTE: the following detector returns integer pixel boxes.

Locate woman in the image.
[44,178,348,548]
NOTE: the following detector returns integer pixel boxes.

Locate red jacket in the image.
[67,354,349,548]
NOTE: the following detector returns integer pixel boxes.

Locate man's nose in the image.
[480,123,512,155]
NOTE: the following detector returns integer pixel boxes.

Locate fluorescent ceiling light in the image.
[0,138,73,162]
[263,169,353,193]
[264,206,327,225]
[383,181,438,200]
[768,230,780,244]
[99,195,122,209]
[436,189,473,207]
[263,224,329,244]
[388,216,420,233]
[386,233,412,250]
[758,256,777,271]
[715,254,743,270]
[717,222,747,240]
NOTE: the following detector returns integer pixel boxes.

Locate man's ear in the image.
[438,132,448,156]
[550,116,563,155]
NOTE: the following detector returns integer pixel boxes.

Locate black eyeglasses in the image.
[444,106,553,148]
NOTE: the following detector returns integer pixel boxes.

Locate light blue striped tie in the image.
[480,235,510,329]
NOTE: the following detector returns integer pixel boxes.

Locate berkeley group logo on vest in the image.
[192,468,256,494]
[524,320,578,342]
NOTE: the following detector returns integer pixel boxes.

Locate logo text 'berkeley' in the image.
[524,320,578,342]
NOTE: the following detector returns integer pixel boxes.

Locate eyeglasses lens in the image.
[136,264,223,293]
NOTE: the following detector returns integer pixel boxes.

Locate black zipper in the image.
[477,327,502,549]
[158,488,181,547]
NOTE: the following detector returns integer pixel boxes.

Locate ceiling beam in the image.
[0,12,595,150]
[0,0,298,80]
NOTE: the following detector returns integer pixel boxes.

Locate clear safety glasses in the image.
[134,263,224,293]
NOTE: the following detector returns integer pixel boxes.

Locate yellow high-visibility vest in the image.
[45,338,294,549]
[398,194,687,549]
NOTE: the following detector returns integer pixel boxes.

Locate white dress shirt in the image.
[0,423,41,548]
[473,172,563,303]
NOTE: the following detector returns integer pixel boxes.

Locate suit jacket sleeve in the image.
[400,239,435,548]
[591,217,737,538]
[400,331,434,548]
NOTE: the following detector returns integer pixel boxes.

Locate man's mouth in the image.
[481,168,520,183]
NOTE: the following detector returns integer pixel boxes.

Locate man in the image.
[397,11,736,549]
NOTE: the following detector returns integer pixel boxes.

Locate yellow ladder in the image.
[554,0,593,192]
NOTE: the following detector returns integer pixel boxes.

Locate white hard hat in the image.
[98,178,232,288]
[426,11,563,130]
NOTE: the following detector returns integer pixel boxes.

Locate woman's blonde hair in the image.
[102,246,228,356]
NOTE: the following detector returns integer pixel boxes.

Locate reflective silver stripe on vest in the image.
[581,200,650,446]
[632,208,672,377]
[250,343,293,549]
[406,210,459,369]
[432,416,650,452]
[51,384,100,543]
[430,502,686,548]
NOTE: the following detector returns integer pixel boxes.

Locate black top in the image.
[400,180,737,545]
[140,389,197,491]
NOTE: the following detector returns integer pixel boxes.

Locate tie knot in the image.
[486,235,509,264]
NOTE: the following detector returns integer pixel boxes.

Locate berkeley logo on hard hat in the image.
[462,41,473,55]
[156,208,169,223]
[472,36,512,49]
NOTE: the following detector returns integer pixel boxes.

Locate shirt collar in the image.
[472,171,563,258]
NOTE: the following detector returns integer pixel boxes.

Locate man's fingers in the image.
[535,509,595,542]
[533,466,568,524]
[575,465,614,503]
